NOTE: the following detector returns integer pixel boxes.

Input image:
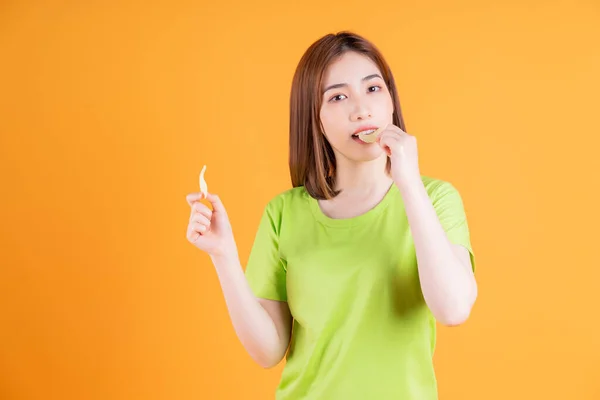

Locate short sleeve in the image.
[431,181,476,272]
[244,198,288,301]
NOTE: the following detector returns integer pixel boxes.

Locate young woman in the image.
[186,31,477,400]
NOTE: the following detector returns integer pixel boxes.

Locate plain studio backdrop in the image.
[1,1,599,399]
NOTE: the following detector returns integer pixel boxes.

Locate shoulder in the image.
[264,186,309,211]
[260,186,311,223]
[421,175,453,192]
[258,187,310,238]
[419,175,465,206]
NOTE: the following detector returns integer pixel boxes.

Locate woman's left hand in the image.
[377,124,422,186]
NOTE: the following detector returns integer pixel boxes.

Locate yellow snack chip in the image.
[199,165,208,198]
[358,127,384,143]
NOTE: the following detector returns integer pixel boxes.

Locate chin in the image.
[347,148,386,163]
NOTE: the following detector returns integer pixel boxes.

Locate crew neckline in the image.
[305,182,399,228]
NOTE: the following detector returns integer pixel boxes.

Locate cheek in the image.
[319,106,342,136]
[381,93,394,115]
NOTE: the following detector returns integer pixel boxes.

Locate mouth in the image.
[352,126,382,143]
[351,127,378,139]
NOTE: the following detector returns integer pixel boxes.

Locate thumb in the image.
[205,192,227,214]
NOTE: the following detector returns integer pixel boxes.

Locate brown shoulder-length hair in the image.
[289,31,407,200]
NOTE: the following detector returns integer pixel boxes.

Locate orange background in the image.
[1,1,599,399]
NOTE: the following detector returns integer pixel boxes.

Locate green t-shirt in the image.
[244,176,475,399]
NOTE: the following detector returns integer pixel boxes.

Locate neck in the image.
[333,154,393,197]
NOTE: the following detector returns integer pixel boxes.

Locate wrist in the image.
[394,174,423,192]
[210,244,240,267]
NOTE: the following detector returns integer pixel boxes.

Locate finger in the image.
[377,131,401,145]
[186,192,204,207]
[189,204,212,225]
[192,221,209,234]
[190,201,212,216]
[384,124,406,136]
[205,193,227,214]
[377,133,401,155]
[191,213,211,226]
[187,226,200,242]
[393,126,411,138]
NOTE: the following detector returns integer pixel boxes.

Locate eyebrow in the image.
[322,73,383,94]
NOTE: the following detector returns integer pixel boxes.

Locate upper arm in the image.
[432,181,476,273]
[245,198,292,358]
[257,298,293,356]
[245,198,288,301]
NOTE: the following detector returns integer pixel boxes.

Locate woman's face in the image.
[319,51,394,163]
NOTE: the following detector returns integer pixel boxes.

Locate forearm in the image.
[210,251,287,367]
[397,179,477,326]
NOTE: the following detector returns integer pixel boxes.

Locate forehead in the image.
[322,51,381,84]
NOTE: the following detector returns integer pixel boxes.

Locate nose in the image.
[349,97,372,121]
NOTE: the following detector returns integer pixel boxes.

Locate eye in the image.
[329,94,347,102]
[368,85,382,92]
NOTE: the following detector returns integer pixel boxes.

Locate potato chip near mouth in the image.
[358,127,384,143]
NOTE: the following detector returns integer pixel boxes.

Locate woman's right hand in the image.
[186,192,236,258]
[187,191,292,369]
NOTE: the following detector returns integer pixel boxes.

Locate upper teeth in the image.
[359,129,376,135]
